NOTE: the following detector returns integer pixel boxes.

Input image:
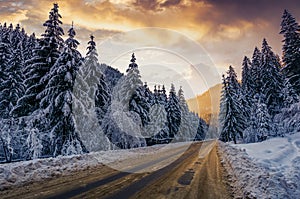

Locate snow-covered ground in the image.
[219,132,300,199]
[0,141,193,191]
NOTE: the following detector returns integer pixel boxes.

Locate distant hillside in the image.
[187,84,222,124]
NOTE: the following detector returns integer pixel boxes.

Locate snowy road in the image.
[1,141,232,199]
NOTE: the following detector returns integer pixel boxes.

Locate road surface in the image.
[1,141,232,199]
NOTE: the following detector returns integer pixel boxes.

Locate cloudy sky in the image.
[1,0,300,98]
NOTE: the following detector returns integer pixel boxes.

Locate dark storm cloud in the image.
[133,0,161,11]
[201,0,300,24]
[133,0,183,11]
[160,0,182,8]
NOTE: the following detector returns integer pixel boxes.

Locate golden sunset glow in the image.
[1,0,299,97]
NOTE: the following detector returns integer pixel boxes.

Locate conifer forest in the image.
[0,4,207,163]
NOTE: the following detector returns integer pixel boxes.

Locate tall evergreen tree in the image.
[195,116,208,141]
[240,56,252,125]
[244,94,271,143]
[95,74,111,125]
[80,35,102,97]
[38,24,86,156]
[158,85,168,107]
[23,33,37,62]
[250,47,262,95]
[166,84,181,139]
[0,24,12,118]
[219,75,229,142]
[144,103,169,144]
[0,24,26,118]
[260,38,284,116]
[176,87,193,141]
[103,53,147,149]
[280,10,300,94]
[144,82,155,106]
[219,66,246,144]
[12,3,64,117]
[241,56,252,92]
[113,53,142,110]
[282,78,299,108]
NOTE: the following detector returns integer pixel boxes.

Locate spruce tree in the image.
[0,24,25,118]
[12,3,64,117]
[240,56,252,126]
[158,85,168,107]
[0,24,12,118]
[241,56,252,92]
[250,47,262,95]
[219,66,246,144]
[144,82,155,106]
[95,74,111,125]
[219,75,229,142]
[113,53,150,126]
[260,38,284,116]
[144,103,169,143]
[38,24,86,156]
[104,53,147,149]
[176,86,193,141]
[113,53,142,110]
[80,35,102,97]
[23,33,37,63]
[244,94,271,143]
[282,78,299,108]
[195,117,208,141]
[166,84,181,140]
[280,10,300,94]
[129,86,150,126]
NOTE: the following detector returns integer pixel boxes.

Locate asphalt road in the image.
[1,141,232,199]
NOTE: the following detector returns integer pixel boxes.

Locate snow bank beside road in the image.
[218,133,300,198]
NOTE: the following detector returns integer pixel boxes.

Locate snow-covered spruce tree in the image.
[219,66,246,144]
[273,79,299,136]
[244,94,271,143]
[113,53,142,110]
[130,86,150,127]
[72,34,111,152]
[195,116,208,141]
[95,74,111,125]
[113,53,150,126]
[158,85,168,107]
[282,78,299,108]
[238,56,253,128]
[23,33,37,64]
[125,54,150,127]
[176,87,195,141]
[10,24,25,51]
[249,47,262,96]
[166,84,181,140]
[0,24,25,119]
[241,56,252,93]
[12,3,64,117]
[219,75,229,142]
[144,82,155,106]
[38,24,87,156]
[144,102,169,145]
[80,35,102,97]
[260,38,285,116]
[103,53,146,149]
[280,10,300,94]
[274,99,300,136]
[0,25,12,119]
